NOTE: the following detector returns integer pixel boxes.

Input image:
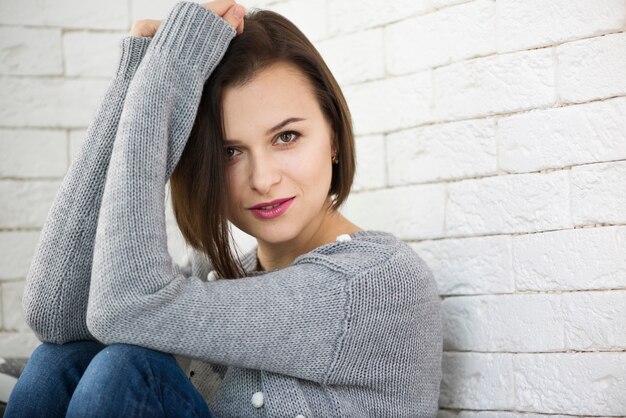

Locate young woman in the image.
[6,1,443,416]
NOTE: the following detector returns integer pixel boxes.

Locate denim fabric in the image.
[4,341,214,418]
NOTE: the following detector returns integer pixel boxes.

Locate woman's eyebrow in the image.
[224,117,306,144]
[265,117,306,135]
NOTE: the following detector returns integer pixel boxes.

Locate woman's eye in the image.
[225,147,241,159]
[275,131,300,145]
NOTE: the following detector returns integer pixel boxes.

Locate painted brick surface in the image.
[434,48,556,121]
[0,129,67,178]
[63,31,127,77]
[0,180,61,228]
[317,28,385,85]
[0,232,40,281]
[499,97,626,173]
[446,171,572,236]
[386,0,496,75]
[411,235,513,296]
[558,31,626,103]
[497,0,625,53]
[571,160,626,225]
[513,226,626,291]
[0,27,62,76]
[439,352,514,410]
[342,184,446,240]
[0,0,129,29]
[443,294,565,352]
[513,353,626,415]
[345,71,433,135]
[387,118,497,185]
[352,134,386,192]
[0,77,110,128]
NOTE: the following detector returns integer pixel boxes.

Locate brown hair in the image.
[169,9,355,279]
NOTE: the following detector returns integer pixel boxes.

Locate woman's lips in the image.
[249,197,295,219]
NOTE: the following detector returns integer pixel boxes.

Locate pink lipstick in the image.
[249,197,295,219]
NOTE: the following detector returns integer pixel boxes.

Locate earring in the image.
[332,151,339,164]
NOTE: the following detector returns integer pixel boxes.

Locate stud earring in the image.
[332,151,339,164]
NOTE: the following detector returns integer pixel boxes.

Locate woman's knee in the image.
[87,343,174,370]
[26,340,105,372]
[66,344,179,417]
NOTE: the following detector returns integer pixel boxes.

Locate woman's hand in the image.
[129,0,246,37]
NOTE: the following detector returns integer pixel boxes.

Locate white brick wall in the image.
[1,0,624,415]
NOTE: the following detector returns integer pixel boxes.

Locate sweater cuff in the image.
[115,36,152,79]
[150,1,236,79]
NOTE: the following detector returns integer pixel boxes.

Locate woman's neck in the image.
[255,206,361,272]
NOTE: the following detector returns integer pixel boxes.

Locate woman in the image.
[6,1,443,417]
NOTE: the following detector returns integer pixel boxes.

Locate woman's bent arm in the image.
[87,1,441,389]
[22,35,151,344]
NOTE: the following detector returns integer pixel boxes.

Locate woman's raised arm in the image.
[86,0,440,389]
[22,35,152,344]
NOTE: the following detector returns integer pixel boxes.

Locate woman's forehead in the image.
[221,63,323,134]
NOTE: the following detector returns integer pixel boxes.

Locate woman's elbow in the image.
[85,295,126,344]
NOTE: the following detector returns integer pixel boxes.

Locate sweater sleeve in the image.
[87,1,429,387]
[22,35,151,345]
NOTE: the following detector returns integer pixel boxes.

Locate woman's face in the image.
[221,61,335,245]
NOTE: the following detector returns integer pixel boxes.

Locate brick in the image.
[442,294,564,352]
[563,290,626,350]
[386,0,496,75]
[0,231,40,281]
[513,226,626,291]
[166,218,190,270]
[432,0,471,8]
[329,0,434,36]
[437,412,571,418]
[0,27,62,76]
[446,171,572,236]
[499,97,626,173]
[0,0,128,30]
[440,352,514,410]
[571,161,626,225]
[387,118,497,186]
[2,280,28,332]
[0,180,61,228]
[0,76,110,128]
[131,0,180,24]
[268,0,328,42]
[352,134,385,192]
[434,48,555,121]
[317,28,384,85]
[0,332,40,358]
[230,222,258,256]
[341,184,446,240]
[344,71,433,135]
[0,129,67,178]
[558,32,626,104]
[68,129,86,165]
[514,352,626,415]
[410,234,513,296]
[64,31,126,77]
[497,0,625,53]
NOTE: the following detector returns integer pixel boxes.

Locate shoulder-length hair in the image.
[169,9,355,279]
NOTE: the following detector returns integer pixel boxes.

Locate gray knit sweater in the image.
[22,2,443,416]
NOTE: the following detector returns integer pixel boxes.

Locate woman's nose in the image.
[248,154,281,195]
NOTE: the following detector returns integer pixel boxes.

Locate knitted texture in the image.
[22,2,443,416]
[22,35,152,344]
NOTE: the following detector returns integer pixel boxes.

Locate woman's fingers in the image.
[223,4,245,34]
[129,1,245,37]
[200,0,236,16]
[201,1,245,34]
[129,19,161,37]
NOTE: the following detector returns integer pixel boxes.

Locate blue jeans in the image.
[4,340,215,417]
